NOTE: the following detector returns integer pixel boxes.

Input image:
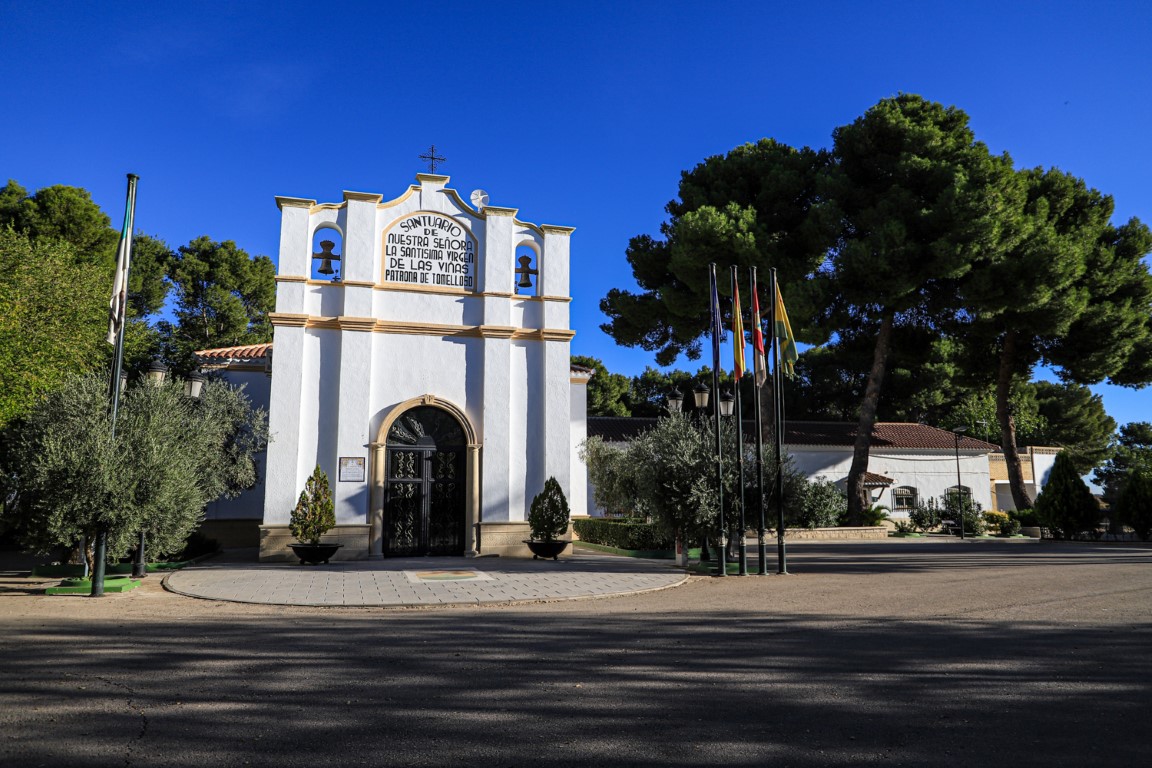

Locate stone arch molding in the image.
[369,394,481,558]
[373,394,478,447]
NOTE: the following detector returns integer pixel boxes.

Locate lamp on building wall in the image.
[952,426,968,540]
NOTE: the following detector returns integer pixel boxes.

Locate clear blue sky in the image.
[2,1,1149,427]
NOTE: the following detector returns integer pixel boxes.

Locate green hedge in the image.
[572,518,673,550]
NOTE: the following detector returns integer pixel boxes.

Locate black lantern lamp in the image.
[693,382,710,410]
[146,361,168,386]
[666,390,684,414]
[719,390,736,417]
[184,371,206,400]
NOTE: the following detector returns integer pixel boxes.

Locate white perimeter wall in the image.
[204,369,272,520]
[786,447,994,515]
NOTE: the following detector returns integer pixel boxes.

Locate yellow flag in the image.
[774,283,798,379]
[733,280,745,379]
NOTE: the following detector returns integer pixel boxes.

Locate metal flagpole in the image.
[730,266,747,576]
[770,268,788,575]
[93,173,138,598]
[709,263,726,577]
[751,267,768,576]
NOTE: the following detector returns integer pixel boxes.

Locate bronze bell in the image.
[515,254,537,289]
[313,239,340,277]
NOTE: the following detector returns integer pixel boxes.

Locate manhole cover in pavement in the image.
[404,569,494,583]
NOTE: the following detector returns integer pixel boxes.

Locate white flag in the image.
[106,177,137,344]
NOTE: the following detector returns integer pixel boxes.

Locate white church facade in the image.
[198,175,591,560]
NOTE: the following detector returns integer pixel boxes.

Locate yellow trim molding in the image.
[338,316,378,332]
[375,281,471,296]
[440,187,486,219]
[344,190,383,203]
[378,186,418,209]
[484,206,518,217]
[541,224,576,236]
[268,312,309,327]
[275,275,308,283]
[293,315,573,341]
[275,196,316,211]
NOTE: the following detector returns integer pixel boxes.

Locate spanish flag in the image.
[751,273,766,388]
[774,283,798,379]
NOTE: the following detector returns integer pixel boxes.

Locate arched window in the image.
[311,227,343,282]
[892,486,919,512]
[946,485,972,501]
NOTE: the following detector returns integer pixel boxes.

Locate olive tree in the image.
[4,372,268,569]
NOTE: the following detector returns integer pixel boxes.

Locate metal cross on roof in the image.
[419,145,446,173]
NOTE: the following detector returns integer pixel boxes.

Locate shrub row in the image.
[572,518,674,550]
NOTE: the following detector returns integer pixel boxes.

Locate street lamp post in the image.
[952,426,968,540]
[718,391,738,571]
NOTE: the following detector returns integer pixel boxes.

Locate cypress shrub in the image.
[1033,452,1101,540]
[1115,469,1152,541]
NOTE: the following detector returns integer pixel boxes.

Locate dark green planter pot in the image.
[524,540,571,560]
[288,543,343,564]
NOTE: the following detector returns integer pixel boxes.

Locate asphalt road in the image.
[2,539,1150,767]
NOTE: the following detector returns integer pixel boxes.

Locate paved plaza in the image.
[163,549,689,606]
[2,539,1151,767]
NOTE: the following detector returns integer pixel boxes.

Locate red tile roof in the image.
[862,471,894,487]
[194,343,272,361]
[785,422,998,451]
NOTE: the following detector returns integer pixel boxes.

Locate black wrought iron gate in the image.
[383,407,466,556]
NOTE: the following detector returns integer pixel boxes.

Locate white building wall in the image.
[203,369,271,521]
[787,448,993,516]
[569,378,590,518]
[259,175,575,558]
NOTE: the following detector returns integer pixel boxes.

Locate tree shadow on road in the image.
[3,602,1150,767]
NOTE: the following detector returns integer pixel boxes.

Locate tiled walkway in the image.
[163,549,689,607]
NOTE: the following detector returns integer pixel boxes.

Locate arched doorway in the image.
[381,405,468,556]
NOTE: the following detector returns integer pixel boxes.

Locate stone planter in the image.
[523,540,571,560]
[288,542,343,564]
[1019,526,1042,539]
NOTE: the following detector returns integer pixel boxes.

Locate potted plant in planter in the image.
[524,476,571,560]
[288,465,342,564]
